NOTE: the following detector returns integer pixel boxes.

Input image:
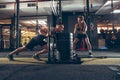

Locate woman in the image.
[73,16,93,56]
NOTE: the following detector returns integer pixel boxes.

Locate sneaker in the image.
[7,54,15,61]
[33,54,41,61]
[73,53,77,57]
[88,52,93,57]
[71,53,78,60]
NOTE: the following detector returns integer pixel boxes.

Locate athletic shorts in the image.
[25,35,47,50]
[75,33,88,40]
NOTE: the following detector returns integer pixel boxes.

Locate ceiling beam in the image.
[95,0,108,15]
[0,0,50,4]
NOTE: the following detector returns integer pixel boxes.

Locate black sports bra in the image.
[76,23,84,32]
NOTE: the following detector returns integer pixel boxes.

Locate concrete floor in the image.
[0,50,120,65]
[0,50,120,80]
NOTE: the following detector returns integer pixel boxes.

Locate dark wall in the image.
[62,13,68,32]
[90,14,98,49]
[62,12,83,33]
[49,12,98,49]
[62,12,98,49]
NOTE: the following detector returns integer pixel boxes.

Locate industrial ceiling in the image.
[0,0,120,19]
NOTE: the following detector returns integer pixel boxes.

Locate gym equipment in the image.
[49,33,82,64]
[47,0,81,64]
[56,33,71,61]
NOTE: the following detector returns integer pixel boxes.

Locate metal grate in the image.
[0,4,6,8]
[27,3,36,7]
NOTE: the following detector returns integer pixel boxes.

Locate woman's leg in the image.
[73,38,79,50]
[84,37,93,56]
[85,37,92,50]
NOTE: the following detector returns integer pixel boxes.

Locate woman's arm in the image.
[74,24,77,34]
[83,21,87,34]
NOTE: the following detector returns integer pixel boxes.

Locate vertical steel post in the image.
[10,16,15,50]
[36,0,39,34]
[0,25,3,50]
[48,24,51,62]
[57,0,62,23]
[111,0,115,33]
[86,0,90,38]
[16,0,20,48]
[58,0,62,18]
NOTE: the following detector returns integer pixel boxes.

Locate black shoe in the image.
[33,55,41,61]
[16,52,19,55]
[7,54,15,61]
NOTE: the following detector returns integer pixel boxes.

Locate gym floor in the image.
[0,50,120,80]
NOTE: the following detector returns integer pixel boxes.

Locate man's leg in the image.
[33,44,48,60]
[7,46,27,61]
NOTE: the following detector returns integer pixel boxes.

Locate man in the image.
[73,16,93,56]
[7,23,64,61]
